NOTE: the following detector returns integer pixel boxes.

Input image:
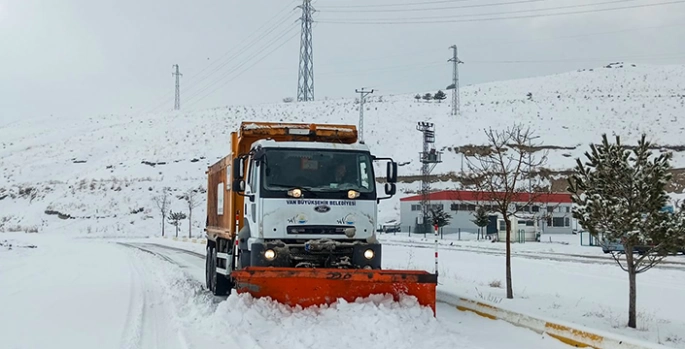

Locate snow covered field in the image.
[0,232,571,349]
[2,65,685,348]
[2,63,685,232]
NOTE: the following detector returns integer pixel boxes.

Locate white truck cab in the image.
[232,138,398,269]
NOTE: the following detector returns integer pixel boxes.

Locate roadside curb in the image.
[161,236,207,244]
[437,291,671,349]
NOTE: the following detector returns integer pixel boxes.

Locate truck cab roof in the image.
[251,139,372,152]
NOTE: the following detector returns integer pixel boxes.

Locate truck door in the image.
[244,158,260,227]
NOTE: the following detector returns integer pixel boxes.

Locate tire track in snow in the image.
[117,243,190,349]
[120,253,145,349]
[117,242,255,349]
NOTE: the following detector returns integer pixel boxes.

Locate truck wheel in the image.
[211,242,232,296]
[205,245,212,291]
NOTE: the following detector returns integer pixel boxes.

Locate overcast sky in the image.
[1,0,684,123]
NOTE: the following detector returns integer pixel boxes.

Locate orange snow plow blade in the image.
[231,267,438,315]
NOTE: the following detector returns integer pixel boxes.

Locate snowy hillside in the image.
[1,62,685,235]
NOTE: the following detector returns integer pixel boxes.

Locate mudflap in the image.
[230,267,438,316]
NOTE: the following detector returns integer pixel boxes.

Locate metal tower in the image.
[172,64,182,110]
[448,45,463,116]
[355,88,374,143]
[416,122,442,234]
[297,0,315,102]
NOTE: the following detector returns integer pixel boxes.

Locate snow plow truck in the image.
[204,121,438,314]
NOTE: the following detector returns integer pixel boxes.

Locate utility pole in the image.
[355,88,373,143]
[448,45,463,116]
[297,0,315,102]
[416,122,442,235]
[172,64,182,110]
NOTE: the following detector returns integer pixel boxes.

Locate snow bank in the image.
[134,238,571,349]
[160,270,475,348]
[381,242,685,348]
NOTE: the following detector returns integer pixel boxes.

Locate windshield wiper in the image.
[316,183,361,192]
[267,183,318,197]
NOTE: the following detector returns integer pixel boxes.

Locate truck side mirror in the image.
[233,179,245,192]
[384,183,396,196]
[232,157,245,192]
[233,157,244,179]
[386,162,398,183]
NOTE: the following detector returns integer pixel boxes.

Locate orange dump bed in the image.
[231,267,438,315]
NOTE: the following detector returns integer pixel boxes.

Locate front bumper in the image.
[250,240,381,269]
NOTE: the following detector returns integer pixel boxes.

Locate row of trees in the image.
[153,186,205,238]
[459,123,685,329]
[414,90,447,102]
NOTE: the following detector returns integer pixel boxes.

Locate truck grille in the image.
[286,225,349,235]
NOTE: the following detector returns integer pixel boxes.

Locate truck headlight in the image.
[264,249,276,260]
[363,249,374,260]
[347,190,360,199]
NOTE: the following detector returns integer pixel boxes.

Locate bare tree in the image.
[178,187,203,238]
[168,210,187,238]
[154,187,171,237]
[463,124,550,299]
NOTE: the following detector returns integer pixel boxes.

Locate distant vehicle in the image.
[599,237,684,255]
[594,205,683,255]
[381,220,401,233]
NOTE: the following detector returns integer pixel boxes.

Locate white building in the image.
[399,190,575,239]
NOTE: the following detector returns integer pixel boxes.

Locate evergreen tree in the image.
[471,205,490,240]
[422,93,433,102]
[567,133,685,329]
[434,90,447,102]
[429,207,452,228]
[414,94,421,102]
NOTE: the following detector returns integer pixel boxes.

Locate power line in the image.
[315,62,444,77]
[184,25,299,108]
[178,12,297,102]
[137,2,298,115]
[185,26,302,109]
[317,0,478,8]
[320,0,638,19]
[152,19,297,112]
[299,21,684,68]
[183,0,297,89]
[319,0,547,12]
[316,0,685,24]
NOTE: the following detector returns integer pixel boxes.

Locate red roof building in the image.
[398,190,575,236]
[400,190,572,204]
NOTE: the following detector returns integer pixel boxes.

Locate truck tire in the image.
[205,245,212,290]
[207,242,232,296]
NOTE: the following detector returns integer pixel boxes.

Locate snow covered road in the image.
[0,233,571,349]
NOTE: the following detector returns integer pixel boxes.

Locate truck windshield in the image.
[262,148,375,193]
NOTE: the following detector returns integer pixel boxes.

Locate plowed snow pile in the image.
[159,265,478,348]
